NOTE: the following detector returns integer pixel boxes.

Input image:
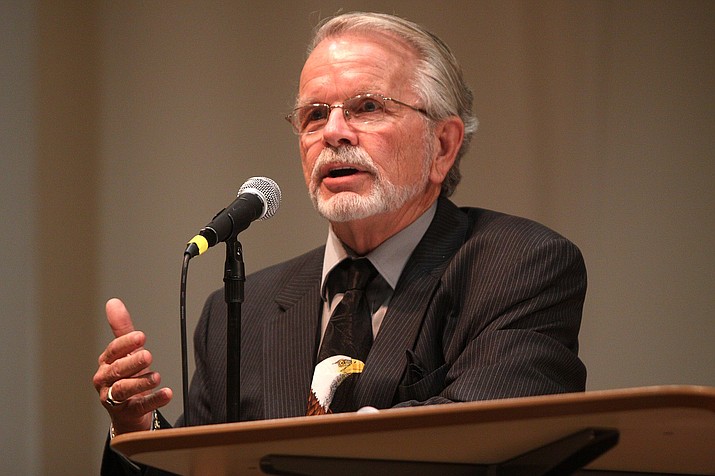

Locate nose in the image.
[321,105,358,148]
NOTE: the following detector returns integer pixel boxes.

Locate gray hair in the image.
[307,12,478,197]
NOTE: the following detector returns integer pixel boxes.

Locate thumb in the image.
[106,298,136,338]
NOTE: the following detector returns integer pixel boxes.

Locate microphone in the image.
[185,176,281,258]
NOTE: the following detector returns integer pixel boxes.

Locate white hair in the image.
[307,12,478,197]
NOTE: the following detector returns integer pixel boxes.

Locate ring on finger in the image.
[106,384,124,407]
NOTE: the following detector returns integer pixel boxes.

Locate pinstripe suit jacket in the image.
[102,197,587,474]
[182,197,587,424]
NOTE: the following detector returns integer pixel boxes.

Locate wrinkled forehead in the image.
[298,32,420,101]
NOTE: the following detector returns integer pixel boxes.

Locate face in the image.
[296,33,440,223]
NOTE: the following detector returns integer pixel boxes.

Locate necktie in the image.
[318,258,377,363]
[313,258,377,413]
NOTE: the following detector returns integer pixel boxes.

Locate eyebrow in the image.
[295,89,387,107]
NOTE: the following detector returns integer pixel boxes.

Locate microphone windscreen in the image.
[238,176,281,220]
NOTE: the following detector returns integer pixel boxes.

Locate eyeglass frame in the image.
[285,92,432,135]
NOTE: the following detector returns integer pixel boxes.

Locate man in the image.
[95,11,587,474]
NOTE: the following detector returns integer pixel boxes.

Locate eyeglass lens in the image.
[295,94,387,134]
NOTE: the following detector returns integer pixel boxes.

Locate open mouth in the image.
[327,167,359,178]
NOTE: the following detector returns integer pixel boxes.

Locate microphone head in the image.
[238,176,281,220]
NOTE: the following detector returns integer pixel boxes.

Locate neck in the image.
[332,195,438,255]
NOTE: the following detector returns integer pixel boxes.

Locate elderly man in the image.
[95,11,586,474]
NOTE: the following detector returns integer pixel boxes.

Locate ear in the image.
[429,116,464,185]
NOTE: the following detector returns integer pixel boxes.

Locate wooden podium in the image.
[111,385,715,475]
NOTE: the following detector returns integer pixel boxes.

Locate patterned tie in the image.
[313,258,377,413]
[318,258,377,363]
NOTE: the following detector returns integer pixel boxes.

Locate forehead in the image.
[299,33,419,101]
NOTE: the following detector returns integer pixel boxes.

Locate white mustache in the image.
[311,146,379,183]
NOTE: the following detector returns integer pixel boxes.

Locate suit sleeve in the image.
[100,413,178,476]
[396,233,587,407]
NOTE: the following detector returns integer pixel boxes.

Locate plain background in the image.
[2,1,713,474]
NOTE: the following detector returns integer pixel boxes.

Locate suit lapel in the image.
[259,199,468,415]
[355,198,468,408]
[262,250,323,419]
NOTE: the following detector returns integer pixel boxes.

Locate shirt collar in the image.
[320,201,437,300]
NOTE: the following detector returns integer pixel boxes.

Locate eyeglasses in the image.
[285,93,430,135]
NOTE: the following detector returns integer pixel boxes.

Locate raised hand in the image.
[93,298,172,435]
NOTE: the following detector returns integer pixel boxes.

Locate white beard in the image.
[309,145,431,223]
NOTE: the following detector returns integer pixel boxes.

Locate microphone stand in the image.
[224,238,244,423]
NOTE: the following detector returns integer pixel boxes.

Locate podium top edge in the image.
[112,384,715,455]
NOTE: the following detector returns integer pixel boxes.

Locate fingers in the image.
[106,298,136,338]
[94,348,152,390]
[108,349,152,381]
[108,387,174,435]
[98,331,146,366]
[105,370,161,404]
[96,298,172,435]
[98,298,147,371]
[95,316,151,397]
[131,387,173,415]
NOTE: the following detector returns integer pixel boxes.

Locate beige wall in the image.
[1,2,40,473]
[2,1,713,473]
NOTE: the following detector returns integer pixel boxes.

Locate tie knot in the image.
[341,258,377,292]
